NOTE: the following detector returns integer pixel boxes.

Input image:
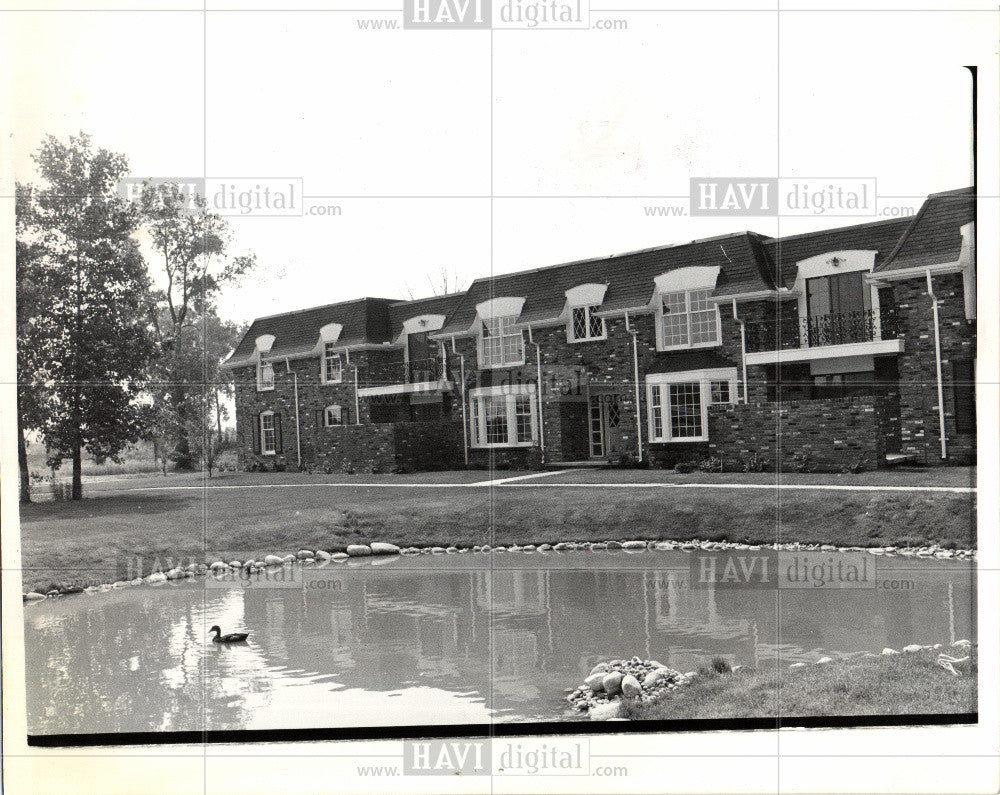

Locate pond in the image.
[24,551,976,735]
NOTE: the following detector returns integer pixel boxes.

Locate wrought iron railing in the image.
[744,309,898,354]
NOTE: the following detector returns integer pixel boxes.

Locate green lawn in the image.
[17,468,976,593]
[622,646,977,720]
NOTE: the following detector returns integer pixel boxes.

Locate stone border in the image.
[21,538,977,602]
[577,640,978,721]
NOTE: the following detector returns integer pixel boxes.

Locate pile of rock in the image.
[566,657,690,715]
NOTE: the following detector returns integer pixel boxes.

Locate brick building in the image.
[222,187,976,473]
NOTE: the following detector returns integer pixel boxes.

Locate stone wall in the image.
[707,397,883,472]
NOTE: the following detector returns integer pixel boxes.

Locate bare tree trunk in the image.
[18,411,31,504]
[215,388,224,454]
[71,439,82,500]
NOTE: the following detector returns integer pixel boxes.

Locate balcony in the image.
[357,357,452,397]
[743,309,903,365]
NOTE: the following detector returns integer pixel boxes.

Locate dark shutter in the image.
[343,406,350,425]
[316,409,324,429]
[252,412,261,454]
[275,414,283,453]
[952,360,975,433]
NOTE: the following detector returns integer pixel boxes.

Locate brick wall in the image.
[708,397,883,472]
[893,272,976,465]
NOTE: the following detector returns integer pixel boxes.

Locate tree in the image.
[137,183,255,468]
[15,183,48,503]
[402,265,465,299]
[18,133,156,500]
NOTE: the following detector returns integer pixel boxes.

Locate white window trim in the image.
[654,289,722,352]
[567,304,607,343]
[256,361,275,391]
[321,343,343,385]
[468,384,538,449]
[324,404,343,427]
[646,368,737,443]
[478,314,526,369]
[260,410,277,455]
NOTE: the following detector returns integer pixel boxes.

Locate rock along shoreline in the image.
[22,538,976,603]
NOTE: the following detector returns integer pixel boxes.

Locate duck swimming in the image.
[209,625,249,644]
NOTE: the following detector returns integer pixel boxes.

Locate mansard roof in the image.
[875,187,975,272]
[436,231,777,337]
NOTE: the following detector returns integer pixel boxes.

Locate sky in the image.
[4,3,984,326]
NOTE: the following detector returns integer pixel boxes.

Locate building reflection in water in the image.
[25,555,976,734]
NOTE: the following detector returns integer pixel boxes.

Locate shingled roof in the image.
[224,297,395,368]
[387,292,465,340]
[765,216,913,288]
[875,187,975,272]
[436,232,777,337]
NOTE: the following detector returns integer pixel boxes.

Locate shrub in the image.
[740,452,768,473]
[674,461,698,474]
[699,456,722,473]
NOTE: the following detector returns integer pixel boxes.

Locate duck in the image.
[209,625,249,644]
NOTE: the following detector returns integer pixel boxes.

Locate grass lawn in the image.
[622,646,977,720]
[17,468,976,593]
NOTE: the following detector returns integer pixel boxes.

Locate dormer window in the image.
[257,361,274,391]
[480,315,524,368]
[658,289,720,350]
[570,305,606,342]
[322,342,342,384]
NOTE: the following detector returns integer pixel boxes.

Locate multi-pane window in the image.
[570,305,605,341]
[323,342,342,383]
[257,362,274,391]
[469,388,537,448]
[668,383,702,439]
[659,289,719,349]
[647,370,736,442]
[480,315,524,368]
[325,404,343,427]
[710,380,731,404]
[260,412,276,453]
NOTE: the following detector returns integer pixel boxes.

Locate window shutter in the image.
[344,406,350,425]
[952,360,975,433]
[252,412,261,454]
[275,413,283,453]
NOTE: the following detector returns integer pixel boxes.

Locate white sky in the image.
[4,3,984,325]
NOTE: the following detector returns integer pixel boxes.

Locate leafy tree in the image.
[15,183,48,503]
[137,183,255,468]
[17,133,156,500]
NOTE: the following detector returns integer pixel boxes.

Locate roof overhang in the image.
[869,260,963,283]
[357,379,453,398]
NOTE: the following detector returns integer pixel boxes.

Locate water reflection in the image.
[25,553,976,735]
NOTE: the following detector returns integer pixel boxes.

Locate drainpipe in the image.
[285,358,301,469]
[625,311,643,463]
[526,326,545,464]
[452,336,469,466]
[925,270,948,460]
[732,299,749,404]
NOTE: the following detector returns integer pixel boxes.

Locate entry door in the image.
[588,394,619,458]
[588,395,606,458]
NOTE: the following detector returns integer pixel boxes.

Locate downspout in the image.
[925,270,948,459]
[625,311,643,463]
[285,358,301,469]
[452,336,469,466]
[526,326,545,464]
[732,298,749,404]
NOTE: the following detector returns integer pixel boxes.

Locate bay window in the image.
[479,315,524,368]
[657,288,720,350]
[469,386,538,448]
[646,369,737,442]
